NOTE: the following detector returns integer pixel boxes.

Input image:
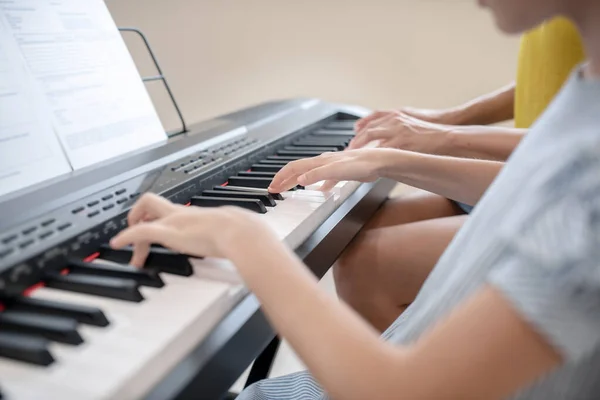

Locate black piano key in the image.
[0,311,83,345]
[227,177,303,192]
[295,137,350,145]
[99,244,194,277]
[251,164,283,173]
[0,332,54,366]
[190,196,267,214]
[277,149,325,157]
[66,259,164,288]
[311,130,355,138]
[294,141,348,150]
[324,120,357,130]
[257,160,290,166]
[227,176,272,189]
[2,296,109,327]
[266,155,307,161]
[202,189,276,207]
[237,171,276,179]
[284,146,340,152]
[45,273,144,303]
[212,185,284,201]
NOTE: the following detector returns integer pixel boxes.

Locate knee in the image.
[333,231,381,300]
[335,233,368,284]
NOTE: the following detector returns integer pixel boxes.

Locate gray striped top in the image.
[238,67,600,400]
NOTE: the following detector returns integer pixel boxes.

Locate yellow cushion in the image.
[515,17,585,129]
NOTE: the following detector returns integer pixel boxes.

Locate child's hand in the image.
[109,193,268,266]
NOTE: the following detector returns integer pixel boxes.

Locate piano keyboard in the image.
[0,107,370,400]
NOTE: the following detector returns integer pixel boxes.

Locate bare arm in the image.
[349,116,525,161]
[355,82,516,133]
[444,82,516,126]
[111,195,561,400]
[226,235,560,400]
[380,150,504,205]
[269,149,505,206]
[437,125,527,160]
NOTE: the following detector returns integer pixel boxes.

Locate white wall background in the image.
[106,0,520,132]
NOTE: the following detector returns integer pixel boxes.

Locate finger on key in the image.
[269,159,312,192]
[130,242,151,268]
[350,115,393,150]
[297,162,346,187]
[354,111,388,133]
[110,223,175,267]
[269,153,339,192]
[319,180,339,192]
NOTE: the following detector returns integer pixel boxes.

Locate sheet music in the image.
[0,17,71,197]
[0,0,167,170]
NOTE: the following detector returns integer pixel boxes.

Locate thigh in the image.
[337,215,467,306]
[366,190,464,230]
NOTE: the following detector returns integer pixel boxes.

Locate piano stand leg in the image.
[244,336,282,388]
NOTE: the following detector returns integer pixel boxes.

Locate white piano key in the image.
[305,180,358,201]
[1,260,245,400]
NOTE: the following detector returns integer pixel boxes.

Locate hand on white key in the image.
[110,193,277,267]
[268,148,387,193]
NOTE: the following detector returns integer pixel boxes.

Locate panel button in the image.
[116,197,128,205]
[87,201,99,207]
[39,231,53,240]
[88,211,100,218]
[2,235,18,244]
[0,248,14,259]
[57,223,72,231]
[129,192,141,199]
[19,240,35,249]
[72,206,85,214]
[102,204,114,211]
[101,194,113,201]
[41,219,56,227]
[115,189,127,195]
[22,227,37,235]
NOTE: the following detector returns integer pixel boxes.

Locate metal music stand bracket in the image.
[119,27,188,137]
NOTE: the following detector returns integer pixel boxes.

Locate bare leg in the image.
[334,191,466,331]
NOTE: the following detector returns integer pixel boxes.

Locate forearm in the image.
[436,126,527,160]
[228,235,405,400]
[227,234,558,400]
[451,82,515,126]
[380,149,505,205]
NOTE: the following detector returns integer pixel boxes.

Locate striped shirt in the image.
[238,67,600,400]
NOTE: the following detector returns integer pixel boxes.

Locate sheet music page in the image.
[0,0,167,170]
[0,16,71,198]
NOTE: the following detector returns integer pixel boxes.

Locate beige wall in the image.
[106,0,520,132]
